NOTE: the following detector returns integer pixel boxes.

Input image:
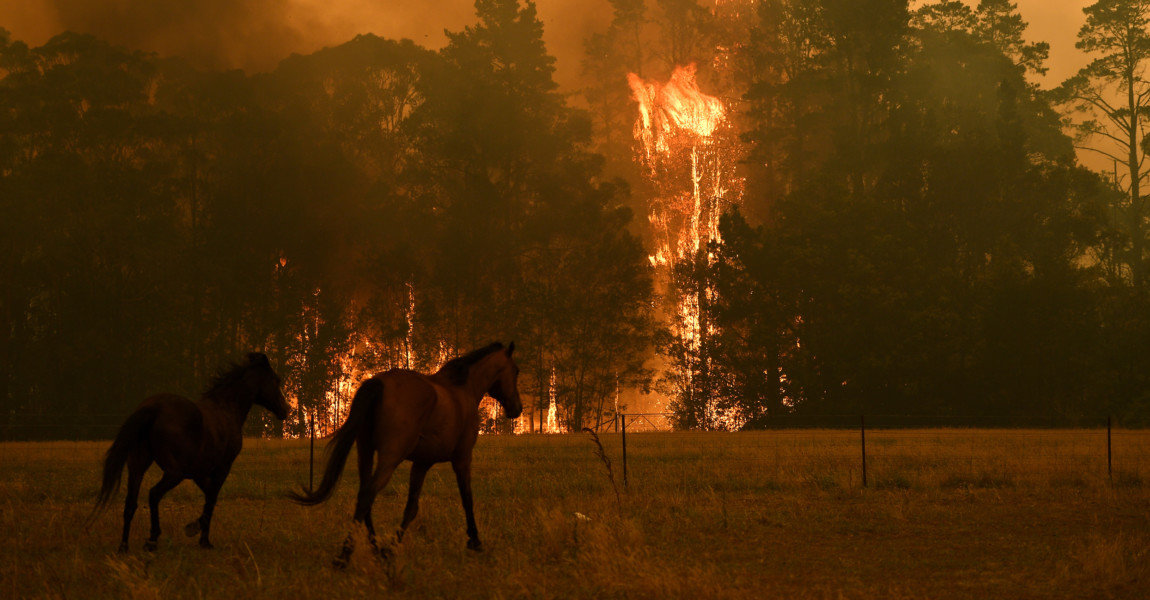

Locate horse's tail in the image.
[289,377,383,506]
[86,404,158,526]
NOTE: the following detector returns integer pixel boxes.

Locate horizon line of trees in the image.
[2,0,1149,439]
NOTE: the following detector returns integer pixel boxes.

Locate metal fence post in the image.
[621,413,628,489]
[309,410,315,492]
[860,414,867,488]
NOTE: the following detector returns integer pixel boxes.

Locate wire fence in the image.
[1,415,1147,498]
[606,414,1149,491]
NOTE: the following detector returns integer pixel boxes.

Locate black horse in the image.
[91,352,289,552]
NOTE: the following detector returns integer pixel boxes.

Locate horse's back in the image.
[374,369,439,418]
[140,394,205,476]
[141,393,202,429]
[372,369,473,461]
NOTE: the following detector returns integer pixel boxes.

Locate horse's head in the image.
[487,342,523,419]
[245,352,290,420]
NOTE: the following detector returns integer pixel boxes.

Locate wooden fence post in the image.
[860,414,867,488]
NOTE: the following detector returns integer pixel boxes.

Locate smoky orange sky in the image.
[0,0,612,89]
[0,1,1096,89]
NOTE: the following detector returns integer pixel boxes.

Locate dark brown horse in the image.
[91,352,289,552]
[291,342,522,563]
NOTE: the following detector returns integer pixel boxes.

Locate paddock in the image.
[2,430,1147,598]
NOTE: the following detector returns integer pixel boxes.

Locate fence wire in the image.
[609,428,1149,491]
[2,420,1147,501]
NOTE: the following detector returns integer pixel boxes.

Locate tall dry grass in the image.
[1,429,1147,599]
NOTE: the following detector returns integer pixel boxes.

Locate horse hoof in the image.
[117,544,129,554]
[332,545,352,570]
[185,521,201,537]
[199,539,214,549]
[466,539,483,552]
[144,540,157,552]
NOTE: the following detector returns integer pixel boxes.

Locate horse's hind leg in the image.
[144,471,182,552]
[335,449,403,566]
[398,461,433,541]
[335,439,376,566]
[355,438,377,540]
[118,452,151,553]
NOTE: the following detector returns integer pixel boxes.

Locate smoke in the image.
[912,0,1091,84]
[1011,0,1091,84]
[45,0,315,72]
[3,0,609,87]
[0,1,1098,88]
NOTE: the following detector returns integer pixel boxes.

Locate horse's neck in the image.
[463,356,500,400]
[200,390,253,429]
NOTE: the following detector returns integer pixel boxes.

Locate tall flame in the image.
[628,63,745,431]
[628,64,733,270]
[545,366,560,433]
[628,64,726,159]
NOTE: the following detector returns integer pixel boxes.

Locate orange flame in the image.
[628,63,726,160]
[628,63,746,431]
[545,366,560,433]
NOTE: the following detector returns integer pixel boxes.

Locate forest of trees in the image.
[2,0,1148,438]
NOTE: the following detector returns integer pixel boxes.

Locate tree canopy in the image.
[2,1,1148,437]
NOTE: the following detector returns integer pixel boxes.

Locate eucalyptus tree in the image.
[0,33,196,432]
[582,0,648,181]
[973,0,1050,77]
[707,0,1108,421]
[1054,0,1150,288]
[406,0,654,431]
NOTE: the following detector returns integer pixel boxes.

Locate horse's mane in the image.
[204,353,270,398]
[205,361,250,397]
[438,343,504,386]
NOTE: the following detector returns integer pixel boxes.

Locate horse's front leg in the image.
[189,467,229,549]
[451,457,481,552]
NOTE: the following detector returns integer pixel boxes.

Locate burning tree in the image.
[628,63,745,430]
[269,0,655,436]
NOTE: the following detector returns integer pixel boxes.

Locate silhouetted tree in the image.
[1054,0,1150,289]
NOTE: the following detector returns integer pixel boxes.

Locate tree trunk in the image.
[1128,65,1144,289]
[536,344,547,433]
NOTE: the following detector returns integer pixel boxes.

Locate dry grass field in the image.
[2,429,1148,599]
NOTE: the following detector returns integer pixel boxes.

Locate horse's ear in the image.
[248,352,270,367]
[507,341,515,357]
